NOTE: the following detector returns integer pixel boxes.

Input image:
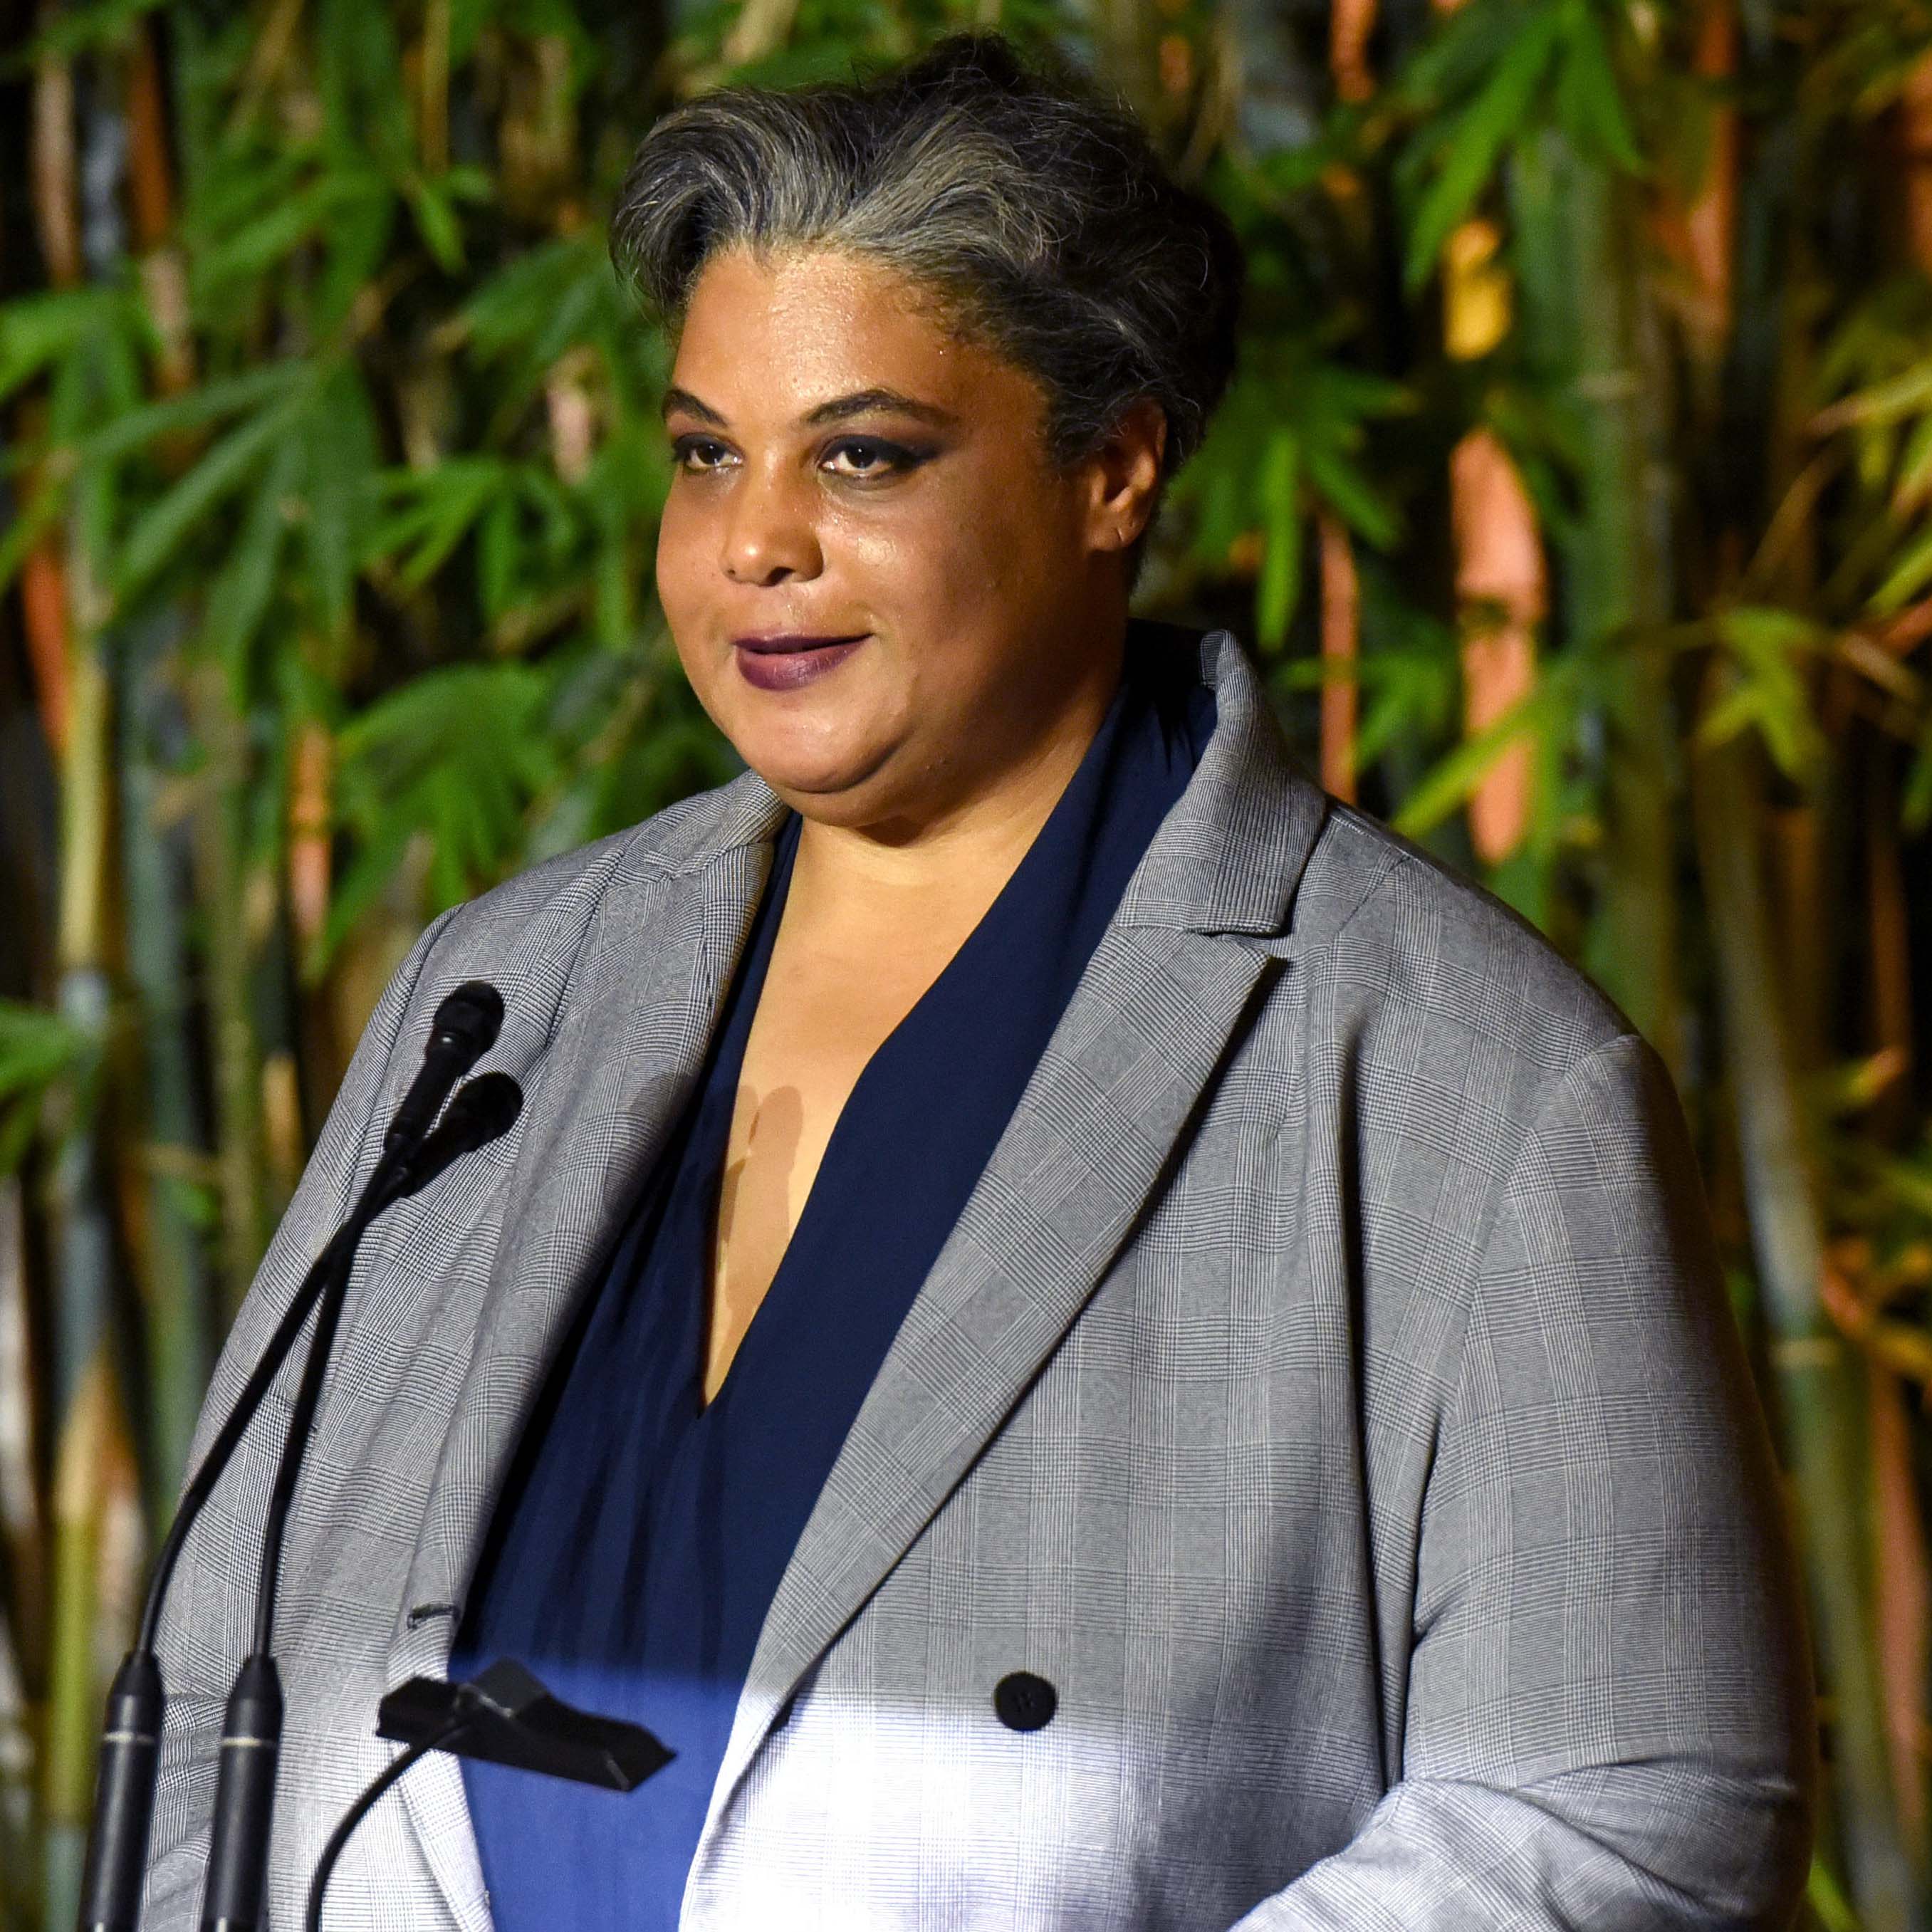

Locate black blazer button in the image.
[993,1672,1057,1733]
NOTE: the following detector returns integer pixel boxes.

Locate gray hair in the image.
[610,32,1246,587]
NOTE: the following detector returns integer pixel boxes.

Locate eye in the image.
[821,437,919,479]
[669,434,734,473]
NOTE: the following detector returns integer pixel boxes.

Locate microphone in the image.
[383,983,503,1158]
[201,1070,524,1932]
[305,1662,672,1932]
[75,986,514,1932]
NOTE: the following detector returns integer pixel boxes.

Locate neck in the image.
[787,634,1126,934]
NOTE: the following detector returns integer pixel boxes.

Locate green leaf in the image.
[12,0,165,63]
[404,176,467,274]
[194,175,374,295]
[1302,439,1401,550]
[74,364,305,466]
[0,289,122,407]
[1695,607,1831,783]
[1892,410,1932,515]
[1824,358,1932,430]
[367,458,511,590]
[320,662,564,971]
[1391,669,1570,837]
[1871,521,1932,614]
[0,998,96,1176]
[205,435,300,697]
[301,362,380,644]
[1404,4,1566,292]
[1552,1,1643,173]
[0,478,69,599]
[115,391,304,607]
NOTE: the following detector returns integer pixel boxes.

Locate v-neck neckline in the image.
[692,666,1142,1418]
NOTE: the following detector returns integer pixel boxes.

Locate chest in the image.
[705,915,966,1394]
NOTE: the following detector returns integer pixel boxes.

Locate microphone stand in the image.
[75,983,508,1932]
[200,1075,523,1932]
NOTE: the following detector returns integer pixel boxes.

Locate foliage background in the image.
[3,0,1932,1924]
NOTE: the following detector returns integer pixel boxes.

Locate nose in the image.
[719,461,823,587]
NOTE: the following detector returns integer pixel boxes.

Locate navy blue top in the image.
[449,633,1216,1931]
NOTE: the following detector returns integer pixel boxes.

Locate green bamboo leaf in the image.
[1905,712,1932,833]
[205,436,300,695]
[1552,3,1643,172]
[1404,4,1566,291]
[0,999,96,1176]
[1302,440,1401,549]
[1823,358,1932,430]
[315,175,400,331]
[10,0,163,63]
[317,0,412,166]
[115,392,303,606]
[1391,0,1520,109]
[1891,411,1932,515]
[367,458,510,589]
[194,176,371,294]
[320,662,563,971]
[479,489,523,622]
[1391,672,1567,837]
[404,177,467,274]
[1805,1860,1859,1932]
[0,288,122,406]
[1696,607,1831,781]
[301,362,380,644]
[1871,521,1932,614]
[1256,431,1302,652]
[74,365,304,466]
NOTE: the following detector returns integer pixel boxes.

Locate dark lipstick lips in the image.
[731,632,868,691]
[733,633,866,652]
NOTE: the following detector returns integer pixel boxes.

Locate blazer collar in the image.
[641,624,1325,939]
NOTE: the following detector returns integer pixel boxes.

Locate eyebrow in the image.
[659,385,960,432]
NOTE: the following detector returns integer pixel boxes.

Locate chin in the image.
[733,735,887,815]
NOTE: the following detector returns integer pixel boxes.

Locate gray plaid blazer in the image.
[145,628,1815,1930]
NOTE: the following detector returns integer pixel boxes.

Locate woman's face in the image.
[654,244,1160,833]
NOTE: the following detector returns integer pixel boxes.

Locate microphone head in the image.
[432,981,505,1056]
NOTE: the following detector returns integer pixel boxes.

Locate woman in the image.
[147,31,1814,1931]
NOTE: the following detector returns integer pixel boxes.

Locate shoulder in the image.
[1283,793,1646,1119]
[386,766,777,1035]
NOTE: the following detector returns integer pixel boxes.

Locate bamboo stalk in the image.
[1329,0,1376,103]
[19,543,70,761]
[0,1176,41,1931]
[1654,0,1738,392]
[127,24,194,403]
[118,622,216,1520]
[29,53,80,293]
[1901,52,1932,276]
[1448,427,1542,864]
[1510,134,1682,1072]
[29,50,130,1914]
[1872,1359,1929,1855]
[1691,719,1918,1932]
[188,662,268,1315]
[1317,510,1359,803]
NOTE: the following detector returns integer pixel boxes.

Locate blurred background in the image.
[1,0,1930,1924]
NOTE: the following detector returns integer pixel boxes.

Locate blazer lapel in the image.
[696,630,1330,1853]
[385,784,786,1929]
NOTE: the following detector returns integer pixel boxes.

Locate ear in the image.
[1082,398,1168,557]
